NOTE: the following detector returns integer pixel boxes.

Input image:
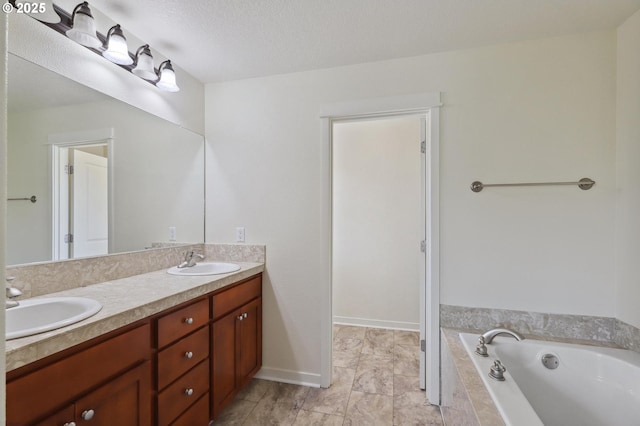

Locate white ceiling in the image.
[77,0,640,83]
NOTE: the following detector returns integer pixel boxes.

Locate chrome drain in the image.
[541,354,559,369]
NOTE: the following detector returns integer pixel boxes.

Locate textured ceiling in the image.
[65,0,640,83]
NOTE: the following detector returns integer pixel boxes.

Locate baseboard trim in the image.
[333,316,420,331]
[254,367,321,388]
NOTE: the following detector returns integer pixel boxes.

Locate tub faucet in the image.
[6,276,22,309]
[178,250,205,268]
[481,328,524,344]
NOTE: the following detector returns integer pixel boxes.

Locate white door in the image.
[71,149,109,257]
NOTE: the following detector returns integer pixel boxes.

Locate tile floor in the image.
[213,325,443,425]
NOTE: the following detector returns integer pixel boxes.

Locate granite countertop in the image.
[6,262,264,372]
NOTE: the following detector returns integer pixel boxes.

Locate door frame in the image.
[319,93,441,404]
[48,128,115,260]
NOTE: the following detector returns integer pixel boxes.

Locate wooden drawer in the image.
[157,298,209,348]
[7,324,150,425]
[158,326,209,390]
[170,393,210,426]
[158,360,209,426]
[212,275,261,320]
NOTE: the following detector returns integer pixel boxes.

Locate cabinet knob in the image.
[243,312,248,319]
[184,388,194,396]
[64,423,77,426]
[237,315,244,321]
[81,409,95,420]
[184,351,194,359]
[184,317,194,325]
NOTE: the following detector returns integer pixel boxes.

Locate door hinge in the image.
[64,233,74,243]
[421,339,426,352]
[420,240,426,253]
[65,165,74,175]
[421,140,426,153]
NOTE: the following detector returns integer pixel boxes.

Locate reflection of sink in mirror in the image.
[6,297,103,340]
[167,262,241,276]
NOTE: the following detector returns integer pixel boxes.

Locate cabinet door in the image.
[33,405,74,426]
[211,310,237,418]
[74,362,151,426]
[237,297,262,387]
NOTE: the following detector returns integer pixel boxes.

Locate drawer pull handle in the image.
[184,388,194,396]
[81,409,95,420]
[184,317,194,325]
[184,351,194,359]
[64,423,77,426]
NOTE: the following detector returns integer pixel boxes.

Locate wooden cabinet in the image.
[6,272,263,426]
[155,298,210,425]
[30,364,150,426]
[7,324,152,426]
[211,275,262,418]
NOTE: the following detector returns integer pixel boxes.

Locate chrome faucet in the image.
[178,250,205,268]
[481,328,524,344]
[6,276,22,309]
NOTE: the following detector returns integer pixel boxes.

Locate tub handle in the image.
[489,360,507,381]
[475,336,488,357]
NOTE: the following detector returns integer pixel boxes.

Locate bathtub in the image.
[459,332,640,426]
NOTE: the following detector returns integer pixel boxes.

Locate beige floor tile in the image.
[362,328,394,358]
[263,382,311,409]
[394,330,420,346]
[393,375,443,425]
[343,391,393,425]
[236,378,276,402]
[352,352,394,395]
[243,398,299,425]
[334,337,363,352]
[333,337,363,369]
[214,398,257,425]
[302,367,355,416]
[293,409,345,425]
[334,325,367,339]
[394,344,420,377]
[333,348,361,369]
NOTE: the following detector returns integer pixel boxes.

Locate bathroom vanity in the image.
[5,266,263,425]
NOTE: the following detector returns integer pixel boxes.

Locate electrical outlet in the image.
[169,226,177,241]
[236,227,245,243]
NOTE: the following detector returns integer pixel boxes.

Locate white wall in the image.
[205,31,617,380]
[615,9,640,329]
[8,13,204,134]
[332,116,421,329]
[7,99,204,265]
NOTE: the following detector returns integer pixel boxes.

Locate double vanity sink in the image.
[6,262,241,341]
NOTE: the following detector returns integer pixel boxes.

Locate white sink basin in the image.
[6,297,103,340]
[167,262,241,276]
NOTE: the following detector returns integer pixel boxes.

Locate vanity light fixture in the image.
[132,44,157,80]
[23,1,181,93]
[65,2,101,48]
[102,24,133,65]
[156,60,180,92]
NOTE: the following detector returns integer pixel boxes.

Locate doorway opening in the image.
[50,130,113,261]
[320,93,440,404]
[332,114,425,400]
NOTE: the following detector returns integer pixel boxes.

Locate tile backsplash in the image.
[5,244,265,298]
[441,304,640,354]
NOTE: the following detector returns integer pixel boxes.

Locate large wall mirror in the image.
[7,53,205,266]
